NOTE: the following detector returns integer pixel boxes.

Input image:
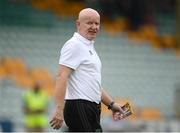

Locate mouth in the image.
[89,31,97,34]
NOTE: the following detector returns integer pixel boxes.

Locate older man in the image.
[50,8,128,132]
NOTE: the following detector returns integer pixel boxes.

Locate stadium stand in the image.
[0,0,180,132]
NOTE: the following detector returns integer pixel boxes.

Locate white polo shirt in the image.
[59,32,102,103]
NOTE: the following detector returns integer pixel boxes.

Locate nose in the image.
[92,23,98,30]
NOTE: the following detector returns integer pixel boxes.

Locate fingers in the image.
[113,107,132,121]
[119,104,131,115]
[119,107,126,114]
[113,112,124,120]
[118,113,124,120]
[113,112,126,120]
[50,117,63,130]
[112,102,132,121]
[50,120,62,129]
[50,109,64,130]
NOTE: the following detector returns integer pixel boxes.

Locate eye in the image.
[87,22,93,25]
[95,22,99,26]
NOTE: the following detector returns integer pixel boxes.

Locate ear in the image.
[76,20,80,28]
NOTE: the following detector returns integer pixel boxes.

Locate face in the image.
[77,12,100,40]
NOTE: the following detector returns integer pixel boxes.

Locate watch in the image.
[108,101,115,110]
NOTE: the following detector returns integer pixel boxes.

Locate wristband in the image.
[108,101,115,110]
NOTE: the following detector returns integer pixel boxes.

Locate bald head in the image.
[76,8,100,40]
[78,8,100,21]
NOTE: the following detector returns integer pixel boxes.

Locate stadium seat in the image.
[140,107,163,121]
[3,57,27,77]
[13,74,34,89]
[0,60,6,78]
[101,103,111,117]
[102,18,128,35]
[175,48,180,59]
[30,67,55,95]
[162,35,176,49]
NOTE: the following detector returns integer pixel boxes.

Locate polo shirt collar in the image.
[73,32,94,45]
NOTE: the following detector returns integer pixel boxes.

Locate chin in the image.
[88,36,96,40]
[88,37,95,41]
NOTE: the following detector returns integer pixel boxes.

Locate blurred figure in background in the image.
[22,82,49,132]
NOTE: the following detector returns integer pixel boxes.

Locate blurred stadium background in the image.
[0,0,180,132]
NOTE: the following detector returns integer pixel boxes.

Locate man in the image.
[50,8,129,132]
[23,83,49,132]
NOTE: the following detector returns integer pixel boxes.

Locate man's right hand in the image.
[50,109,64,130]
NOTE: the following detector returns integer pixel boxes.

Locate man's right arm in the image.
[50,64,73,130]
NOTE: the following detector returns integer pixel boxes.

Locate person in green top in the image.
[23,82,49,132]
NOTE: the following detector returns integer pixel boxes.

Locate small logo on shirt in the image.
[89,50,93,55]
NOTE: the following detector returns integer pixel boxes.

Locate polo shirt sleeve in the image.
[59,42,82,70]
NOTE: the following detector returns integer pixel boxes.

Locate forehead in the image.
[82,15,100,22]
[78,9,100,22]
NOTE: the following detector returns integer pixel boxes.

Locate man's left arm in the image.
[101,89,113,107]
[101,89,123,112]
